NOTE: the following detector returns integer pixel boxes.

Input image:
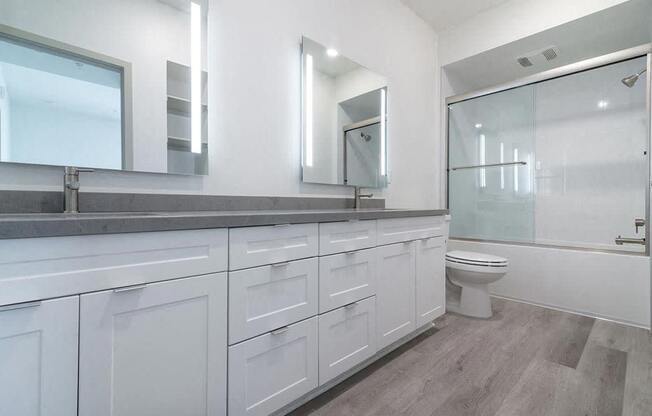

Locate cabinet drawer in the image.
[229,258,318,344]
[319,248,376,313]
[318,296,377,385]
[319,220,377,255]
[0,228,228,306]
[377,216,444,245]
[228,317,318,416]
[229,223,318,270]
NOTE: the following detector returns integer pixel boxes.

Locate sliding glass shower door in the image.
[449,86,536,243]
[448,56,649,253]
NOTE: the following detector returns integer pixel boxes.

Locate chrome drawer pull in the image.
[271,326,289,335]
[344,301,359,309]
[0,301,41,313]
[273,224,291,228]
[271,261,290,268]
[113,284,147,293]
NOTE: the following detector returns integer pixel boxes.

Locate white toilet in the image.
[445,250,508,318]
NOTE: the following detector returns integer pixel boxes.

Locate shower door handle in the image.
[615,236,646,246]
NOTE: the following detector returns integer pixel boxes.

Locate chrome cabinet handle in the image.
[113,284,147,293]
[271,261,290,268]
[0,301,41,313]
[344,301,359,309]
[615,236,646,246]
[271,326,289,335]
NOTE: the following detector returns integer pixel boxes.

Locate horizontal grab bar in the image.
[449,161,527,171]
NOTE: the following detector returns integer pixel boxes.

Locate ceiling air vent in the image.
[517,57,533,67]
[541,47,558,61]
[516,45,560,68]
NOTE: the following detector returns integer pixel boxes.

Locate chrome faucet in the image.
[353,186,373,209]
[63,167,94,213]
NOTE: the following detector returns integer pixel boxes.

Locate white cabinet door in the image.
[318,296,377,385]
[79,273,227,416]
[229,223,318,270]
[416,237,446,327]
[319,220,377,255]
[319,248,376,313]
[376,242,416,350]
[228,317,318,416]
[0,297,78,416]
[229,258,318,344]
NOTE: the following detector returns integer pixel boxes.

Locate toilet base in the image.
[446,281,493,319]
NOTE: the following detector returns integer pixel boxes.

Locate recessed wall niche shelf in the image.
[166,60,208,175]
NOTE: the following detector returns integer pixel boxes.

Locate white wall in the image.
[438,0,631,66]
[0,0,441,209]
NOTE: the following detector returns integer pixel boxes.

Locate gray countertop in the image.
[0,208,449,239]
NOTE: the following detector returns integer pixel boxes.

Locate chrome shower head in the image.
[622,68,647,88]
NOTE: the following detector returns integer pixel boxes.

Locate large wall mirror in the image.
[0,0,208,175]
[301,37,388,188]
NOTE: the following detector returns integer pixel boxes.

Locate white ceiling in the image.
[401,0,515,32]
[303,37,362,77]
[443,0,652,95]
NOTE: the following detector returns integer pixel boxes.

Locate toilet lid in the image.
[446,250,508,266]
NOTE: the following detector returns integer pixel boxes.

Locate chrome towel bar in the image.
[449,161,527,171]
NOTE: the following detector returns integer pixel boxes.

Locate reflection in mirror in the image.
[0,0,208,175]
[301,37,388,188]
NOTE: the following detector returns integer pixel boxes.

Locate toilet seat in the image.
[446,251,508,267]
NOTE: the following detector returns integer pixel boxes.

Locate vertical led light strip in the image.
[479,134,486,188]
[513,148,519,192]
[190,1,202,154]
[380,88,386,176]
[305,54,314,167]
[499,142,505,189]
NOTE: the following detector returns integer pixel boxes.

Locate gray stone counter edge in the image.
[0,209,449,239]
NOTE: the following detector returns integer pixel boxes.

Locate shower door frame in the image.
[444,43,652,256]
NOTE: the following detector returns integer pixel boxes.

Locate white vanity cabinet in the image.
[0,213,447,416]
[416,236,446,327]
[0,297,79,416]
[376,242,417,349]
[79,273,228,416]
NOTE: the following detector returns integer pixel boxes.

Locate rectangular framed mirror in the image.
[301,36,388,188]
[0,0,208,175]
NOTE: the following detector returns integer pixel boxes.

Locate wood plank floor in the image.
[290,299,652,416]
